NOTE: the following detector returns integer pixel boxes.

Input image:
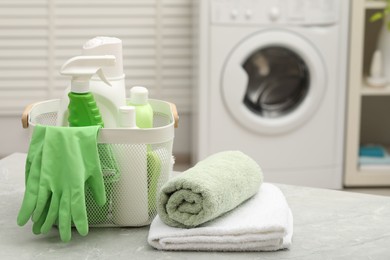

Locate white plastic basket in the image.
[22,99,178,227]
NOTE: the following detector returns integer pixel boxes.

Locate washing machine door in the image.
[222,30,326,135]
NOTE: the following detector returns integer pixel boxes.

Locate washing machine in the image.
[192,0,350,189]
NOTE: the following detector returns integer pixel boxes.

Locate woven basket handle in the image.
[168,102,179,128]
[21,103,38,129]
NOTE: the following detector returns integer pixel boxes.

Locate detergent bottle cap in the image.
[60,55,116,93]
[83,36,124,80]
[129,86,149,105]
[118,106,137,128]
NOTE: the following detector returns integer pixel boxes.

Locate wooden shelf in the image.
[355,167,390,186]
[365,0,386,9]
[345,0,390,187]
[360,164,390,171]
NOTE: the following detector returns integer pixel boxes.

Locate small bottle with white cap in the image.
[128,86,154,129]
[128,86,161,217]
[118,106,137,129]
[112,105,149,226]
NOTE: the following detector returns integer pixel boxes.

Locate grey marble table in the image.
[1,153,390,259]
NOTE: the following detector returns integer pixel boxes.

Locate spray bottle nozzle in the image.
[60,55,116,93]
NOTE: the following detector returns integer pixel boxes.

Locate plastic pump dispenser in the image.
[60,55,116,127]
[128,86,154,128]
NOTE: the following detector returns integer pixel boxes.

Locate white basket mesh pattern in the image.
[86,141,172,226]
[28,101,174,227]
[34,112,58,126]
[153,112,170,127]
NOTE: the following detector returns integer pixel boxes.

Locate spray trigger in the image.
[96,68,112,87]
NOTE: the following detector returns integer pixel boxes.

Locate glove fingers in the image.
[86,175,106,206]
[32,197,51,235]
[59,192,72,242]
[17,189,38,226]
[89,138,107,206]
[71,190,89,237]
[32,189,51,222]
[18,141,44,226]
[41,193,60,234]
[25,125,46,183]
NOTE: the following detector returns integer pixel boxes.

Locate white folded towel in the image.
[148,183,293,251]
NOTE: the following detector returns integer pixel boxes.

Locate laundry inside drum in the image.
[242,46,310,118]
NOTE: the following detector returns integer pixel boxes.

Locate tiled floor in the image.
[173,163,390,197]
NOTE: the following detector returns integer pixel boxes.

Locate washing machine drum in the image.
[222,31,326,135]
[243,46,309,118]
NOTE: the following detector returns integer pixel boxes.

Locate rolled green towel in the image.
[157,151,263,228]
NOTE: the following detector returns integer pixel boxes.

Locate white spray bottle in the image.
[60,55,116,127]
[56,36,126,127]
[59,55,120,224]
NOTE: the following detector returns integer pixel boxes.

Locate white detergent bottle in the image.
[112,106,149,226]
[56,36,126,127]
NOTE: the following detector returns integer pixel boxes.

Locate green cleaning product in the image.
[128,86,154,128]
[60,55,118,224]
[128,86,160,216]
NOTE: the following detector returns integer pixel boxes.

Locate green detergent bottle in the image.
[128,86,153,128]
[60,55,118,224]
[128,86,161,217]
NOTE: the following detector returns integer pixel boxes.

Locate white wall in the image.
[0,117,30,158]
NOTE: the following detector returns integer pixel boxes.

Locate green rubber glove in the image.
[24,125,46,184]
[27,148,52,236]
[18,125,48,234]
[17,125,106,242]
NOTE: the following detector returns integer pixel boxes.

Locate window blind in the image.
[0,0,192,116]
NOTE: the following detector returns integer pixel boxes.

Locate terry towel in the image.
[148,183,293,251]
[157,151,263,228]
